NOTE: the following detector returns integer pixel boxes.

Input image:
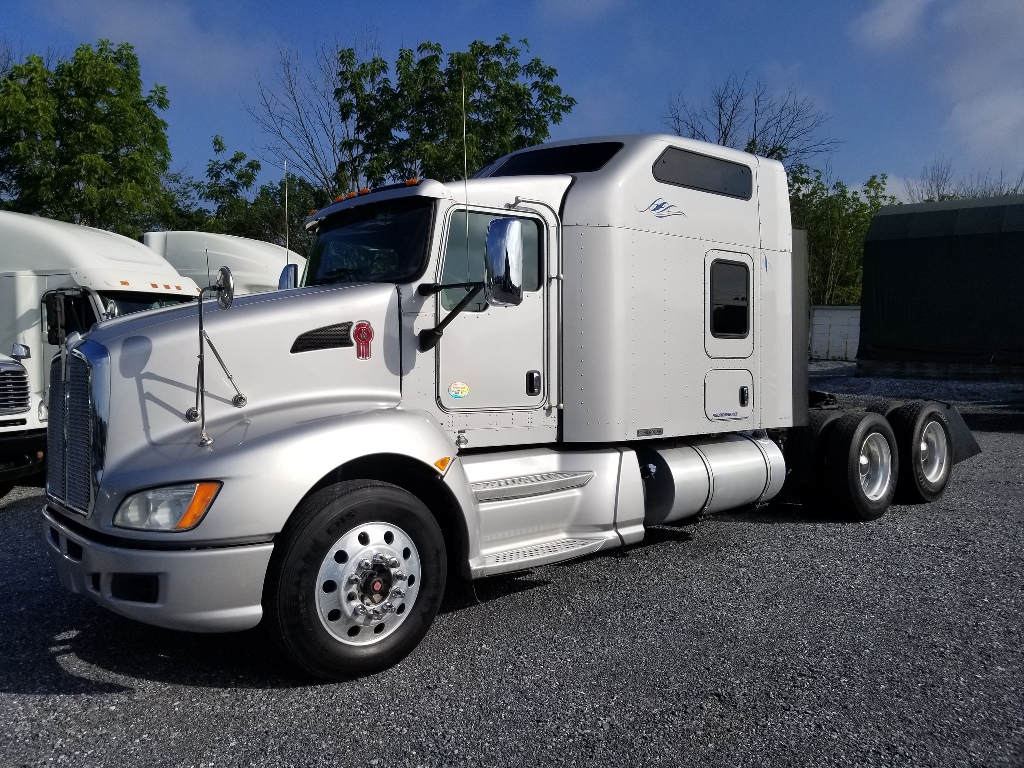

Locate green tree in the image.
[335,35,576,186]
[790,165,898,305]
[0,40,171,237]
[158,136,319,256]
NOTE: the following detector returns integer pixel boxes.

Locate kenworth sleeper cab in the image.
[40,135,978,679]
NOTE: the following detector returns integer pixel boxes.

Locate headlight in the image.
[113,482,221,531]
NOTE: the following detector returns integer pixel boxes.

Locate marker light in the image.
[358,187,370,195]
[114,482,222,531]
[406,178,420,186]
[346,191,357,199]
[120,280,130,286]
[334,195,345,202]
[433,457,452,473]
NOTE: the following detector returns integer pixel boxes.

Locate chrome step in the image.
[470,471,594,503]
[479,537,606,576]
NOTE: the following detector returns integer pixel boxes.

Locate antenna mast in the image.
[284,156,290,265]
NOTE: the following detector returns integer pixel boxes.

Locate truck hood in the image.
[83,283,402,475]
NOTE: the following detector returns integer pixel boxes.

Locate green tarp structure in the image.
[859,195,1024,366]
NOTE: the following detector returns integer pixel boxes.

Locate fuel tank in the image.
[637,433,786,524]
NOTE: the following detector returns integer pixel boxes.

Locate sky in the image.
[4,0,1023,199]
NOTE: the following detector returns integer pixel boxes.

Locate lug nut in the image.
[381,602,395,614]
[390,587,406,599]
[387,557,400,568]
[393,571,407,581]
[372,553,388,565]
[359,559,372,570]
[347,573,361,584]
[353,605,368,617]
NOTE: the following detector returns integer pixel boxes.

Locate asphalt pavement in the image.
[1,369,1022,767]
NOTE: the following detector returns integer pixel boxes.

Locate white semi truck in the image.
[143,230,304,295]
[0,212,200,500]
[40,135,979,679]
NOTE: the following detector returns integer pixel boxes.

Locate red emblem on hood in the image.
[353,321,374,360]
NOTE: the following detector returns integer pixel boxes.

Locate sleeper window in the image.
[710,260,749,337]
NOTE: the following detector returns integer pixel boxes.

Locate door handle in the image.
[739,385,749,408]
[526,370,542,396]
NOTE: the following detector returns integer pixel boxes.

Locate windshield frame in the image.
[304,195,437,287]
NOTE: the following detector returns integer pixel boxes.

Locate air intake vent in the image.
[290,322,353,354]
[0,364,30,415]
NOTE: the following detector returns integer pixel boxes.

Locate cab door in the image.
[435,208,546,411]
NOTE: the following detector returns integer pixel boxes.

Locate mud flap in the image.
[936,401,982,464]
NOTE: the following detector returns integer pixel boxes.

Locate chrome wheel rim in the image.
[315,522,421,646]
[859,432,892,501]
[919,420,950,484]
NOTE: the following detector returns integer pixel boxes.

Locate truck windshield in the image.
[98,291,195,318]
[305,197,434,286]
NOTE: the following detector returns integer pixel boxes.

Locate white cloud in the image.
[853,0,1024,168]
[40,0,272,93]
[852,0,936,47]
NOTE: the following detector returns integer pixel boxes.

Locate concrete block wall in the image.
[809,306,861,361]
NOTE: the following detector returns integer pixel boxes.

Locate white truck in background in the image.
[144,231,304,296]
[40,134,980,680]
[0,212,200,500]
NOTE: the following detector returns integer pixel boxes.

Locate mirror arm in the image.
[418,283,484,352]
[417,281,478,297]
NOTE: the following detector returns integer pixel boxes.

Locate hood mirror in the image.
[216,266,235,310]
[484,218,524,307]
[278,263,299,290]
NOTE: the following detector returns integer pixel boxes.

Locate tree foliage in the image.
[664,72,837,174]
[249,43,357,200]
[160,136,316,255]
[0,40,170,237]
[790,165,898,305]
[335,35,576,187]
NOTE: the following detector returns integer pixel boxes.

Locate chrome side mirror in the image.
[216,266,235,310]
[484,218,524,307]
[278,263,299,290]
[11,343,30,360]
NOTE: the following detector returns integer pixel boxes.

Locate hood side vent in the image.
[290,322,354,354]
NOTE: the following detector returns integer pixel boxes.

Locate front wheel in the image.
[265,480,447,680]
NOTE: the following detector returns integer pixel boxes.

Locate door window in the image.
[440,210,542,311]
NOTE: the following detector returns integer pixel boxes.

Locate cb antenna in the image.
[283,156,290,265]
[462,69,469,252]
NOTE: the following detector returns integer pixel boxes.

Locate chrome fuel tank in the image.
[638,433,785,524]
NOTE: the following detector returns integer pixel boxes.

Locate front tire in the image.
[265,480,446,680]
[824,412,899,521]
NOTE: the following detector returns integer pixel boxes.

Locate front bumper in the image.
[41,505,274,632]
[0,429,46,484]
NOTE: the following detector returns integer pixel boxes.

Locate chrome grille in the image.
[46,353,93,514]
[46,357,65,500]
[0,365,30,415]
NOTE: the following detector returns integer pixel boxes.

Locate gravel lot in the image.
[1,366,1022,767]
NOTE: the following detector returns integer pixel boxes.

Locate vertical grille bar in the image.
[46,356,66,501]
[65,355,92,513]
